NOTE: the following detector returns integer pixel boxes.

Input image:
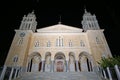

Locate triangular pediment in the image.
[37,24,83,33]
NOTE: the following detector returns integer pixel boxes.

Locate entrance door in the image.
[56,60,64,72]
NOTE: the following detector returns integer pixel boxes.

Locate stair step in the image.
[14,72,102,80]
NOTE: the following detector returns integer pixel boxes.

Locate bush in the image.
[98,56,120,69]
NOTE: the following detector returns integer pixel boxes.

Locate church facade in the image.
[0,10,112,80]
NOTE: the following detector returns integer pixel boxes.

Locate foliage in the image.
[98,55,120,69]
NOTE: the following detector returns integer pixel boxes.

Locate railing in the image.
[0,66,26,80]
[98,65,120,80]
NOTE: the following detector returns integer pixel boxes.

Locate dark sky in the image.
[0,0,120,66]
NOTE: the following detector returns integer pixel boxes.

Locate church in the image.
[0,9,112,80]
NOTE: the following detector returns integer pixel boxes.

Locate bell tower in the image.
[81,9,112,63]
[3,11,38,72]
[82,9,100,32]
[19,11,37,32]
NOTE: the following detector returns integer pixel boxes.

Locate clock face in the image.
[20,32,25,37]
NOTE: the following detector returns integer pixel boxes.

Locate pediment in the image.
[37,24,83,33]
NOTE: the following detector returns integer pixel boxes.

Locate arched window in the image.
[34,40,40,47]
[47,40,51,47]
[101,53,106,59]
[13,55,18,63]
[56,36,63,47]
[17,38,23,45]
[80,40,85,47]
[96,37,101,44]
[69,40,72,47]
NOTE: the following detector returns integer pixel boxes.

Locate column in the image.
[17,69,19,77]
[61,38,63,46]
[51,60,54,72]
[66,60,69,72]
[107,67,112,80]
[114,65,120,80]
[103,70,107,79]
[0,65,7,80]
[14,68,18,79]
[75,60,79,72]
[9,67,14,80]
[41,60,45,72]
[90,60,94,72]
[89,61,93,71]
[27,62,30,72]
[17,67,21,77]
[59,37,60,46]
[97,66,100,71]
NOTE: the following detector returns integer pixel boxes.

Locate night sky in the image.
[0,0,120,66]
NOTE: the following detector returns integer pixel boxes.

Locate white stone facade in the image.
[0,10,112,80]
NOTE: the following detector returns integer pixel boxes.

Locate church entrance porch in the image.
[26,52,94,73]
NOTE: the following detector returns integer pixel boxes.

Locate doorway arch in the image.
[54,52,66,72]
[27,52,42,72]
[79,52,93,72]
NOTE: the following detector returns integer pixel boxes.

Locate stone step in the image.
[15,72,102,80]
